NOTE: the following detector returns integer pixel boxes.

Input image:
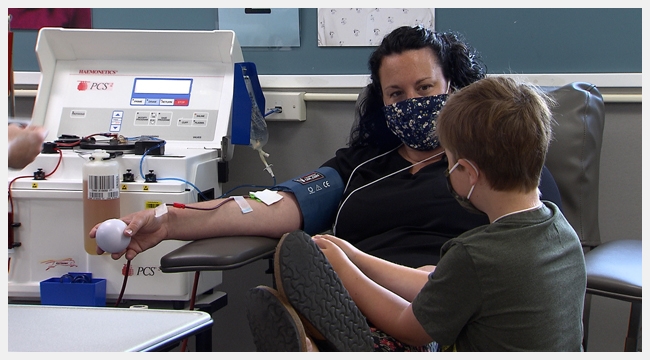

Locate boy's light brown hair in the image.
[437,76,556,193]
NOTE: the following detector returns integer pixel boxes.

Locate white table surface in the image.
[8,304,213,352]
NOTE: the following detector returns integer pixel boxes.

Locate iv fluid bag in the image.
[243,75,268,151]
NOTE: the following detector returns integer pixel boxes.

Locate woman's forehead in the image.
[379,48,443,83]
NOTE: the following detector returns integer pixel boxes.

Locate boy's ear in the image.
[458,158,480,184]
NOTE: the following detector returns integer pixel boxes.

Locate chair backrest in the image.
[543,82,605,248]
[354,81,606,248]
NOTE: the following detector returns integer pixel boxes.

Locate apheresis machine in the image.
[8,28,265,304]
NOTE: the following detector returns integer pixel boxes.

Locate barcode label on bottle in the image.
[87,175,120,200]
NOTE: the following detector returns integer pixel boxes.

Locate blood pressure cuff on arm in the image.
[274,167,344,235]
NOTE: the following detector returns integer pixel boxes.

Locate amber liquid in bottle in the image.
[83,180,120,255]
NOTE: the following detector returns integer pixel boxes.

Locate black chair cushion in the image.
[160,236,278,272]
[584,239,642,302]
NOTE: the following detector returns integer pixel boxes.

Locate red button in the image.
[174,99,189,106]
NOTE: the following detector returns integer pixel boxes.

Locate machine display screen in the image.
[131,78,193,106]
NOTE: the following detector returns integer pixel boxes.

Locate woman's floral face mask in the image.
[383,94,448,150]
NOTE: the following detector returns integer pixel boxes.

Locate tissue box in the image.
[40,272,106,307]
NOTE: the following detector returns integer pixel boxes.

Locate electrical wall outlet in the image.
[262,91,306,121]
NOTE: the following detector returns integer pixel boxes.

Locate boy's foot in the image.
[274,230,374,351]
[245,285,308,352]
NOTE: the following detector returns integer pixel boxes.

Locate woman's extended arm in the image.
[91,192,302,260]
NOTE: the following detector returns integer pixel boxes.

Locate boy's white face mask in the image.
[445,160,484,215]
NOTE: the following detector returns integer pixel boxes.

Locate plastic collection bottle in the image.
[82,150,120,255]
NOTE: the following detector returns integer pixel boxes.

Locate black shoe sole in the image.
[274,230,374,351]
[245,285,308,352]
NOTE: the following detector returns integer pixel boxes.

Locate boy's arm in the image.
[315,237,433,346]
[313,234,431,302]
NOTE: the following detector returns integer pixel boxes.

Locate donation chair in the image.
[543,82,642,352]
[158,81,641,351]
[159,235,277,351]
[582,239,642,351]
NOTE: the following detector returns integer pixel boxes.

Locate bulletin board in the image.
[317,8,434,46]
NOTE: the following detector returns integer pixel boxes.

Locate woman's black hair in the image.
[349,26,487,150]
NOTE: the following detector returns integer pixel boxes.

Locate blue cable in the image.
[157,177,210,201]
[138,139,166,178]
[137,137,278,202]
[264,108,281,118]
[137,139,209,202]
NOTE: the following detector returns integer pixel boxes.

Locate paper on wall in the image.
[318,8,435,47]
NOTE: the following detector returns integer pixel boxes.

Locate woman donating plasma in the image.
[90,25,561,269]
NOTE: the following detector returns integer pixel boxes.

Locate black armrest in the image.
[584,239,642,302]
[160,236,279,273]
